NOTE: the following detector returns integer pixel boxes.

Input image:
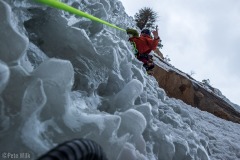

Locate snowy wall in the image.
[0,0,213,159]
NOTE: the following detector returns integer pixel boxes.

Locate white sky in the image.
[120,0,240,105]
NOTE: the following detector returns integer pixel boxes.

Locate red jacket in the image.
[129,35,159,54]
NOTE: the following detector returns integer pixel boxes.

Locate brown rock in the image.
[152,58,240,124]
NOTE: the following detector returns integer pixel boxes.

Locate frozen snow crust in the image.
[0,0,240,160]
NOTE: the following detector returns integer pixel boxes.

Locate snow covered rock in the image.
[114,79,143,112]
[153,61,240,123]
[0,61,10,93]
[0,0,28,63]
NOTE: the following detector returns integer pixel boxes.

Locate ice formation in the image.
[0,0,240,160]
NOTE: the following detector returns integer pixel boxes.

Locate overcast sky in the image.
[120,0,240,105]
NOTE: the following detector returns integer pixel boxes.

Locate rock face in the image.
[153,59,240,124]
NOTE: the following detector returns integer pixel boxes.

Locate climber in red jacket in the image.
[126,26,160,71]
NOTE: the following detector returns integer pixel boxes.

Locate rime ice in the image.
[0,0,240,160]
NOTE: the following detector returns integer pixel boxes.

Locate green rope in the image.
[130,41,138,55]
[36,0,126,32]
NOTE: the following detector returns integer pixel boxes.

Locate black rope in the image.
[37,139,108,160]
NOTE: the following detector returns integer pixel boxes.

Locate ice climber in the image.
[126,26,160,74]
